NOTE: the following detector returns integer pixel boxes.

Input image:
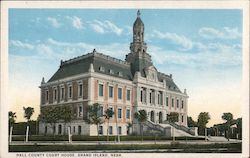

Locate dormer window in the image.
[109,69,114,74]
[99,66,105,72]
[118,72,123,77]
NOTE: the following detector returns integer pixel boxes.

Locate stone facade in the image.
[39,10,188,136]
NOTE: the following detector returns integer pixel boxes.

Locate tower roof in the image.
[133,10,144,29]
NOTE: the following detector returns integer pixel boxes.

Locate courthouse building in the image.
[39,11,190,136]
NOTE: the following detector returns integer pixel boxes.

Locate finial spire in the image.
[137,10,141,18]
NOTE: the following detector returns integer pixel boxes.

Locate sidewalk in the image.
[9,139,242,146]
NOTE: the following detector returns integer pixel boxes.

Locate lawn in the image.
[11,135,204,141]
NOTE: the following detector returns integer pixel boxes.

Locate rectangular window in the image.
[79,84,83,97]
[126,90,130,101]
[61,87,64,100]
[118,88,122,99]
[158,93,160,104]
[182,115,184,122]
[45,90,49,102]
[109,107,113,118]
[172,98,174,107]
[149,92,152,104]
[54,89,57,101]
[166,97,168,106]
[79,105,83,117]
[68,86,72,98]
[140,90,143,102]
[126,109,130,119]
[182,100,184,109]
[177,99,179,108]
[99,126,103,135]
[118,126,122,135]
[109,126,113,135]
[118,108,122,119]
[109,86,113,98]
[99,84,103,97]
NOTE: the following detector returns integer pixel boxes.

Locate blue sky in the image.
[9,9,242,126]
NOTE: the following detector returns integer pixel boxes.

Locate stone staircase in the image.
[137,120,196,137]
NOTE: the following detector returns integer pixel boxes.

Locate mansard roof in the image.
[48,50,133,82]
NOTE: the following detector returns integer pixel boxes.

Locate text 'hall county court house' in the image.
[39,11,196,137]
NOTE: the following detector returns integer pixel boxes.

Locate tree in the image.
[9,111,17,128]
[236,118,242,139]
[23,107,34,123]
[134,109,147,141]
[197,112,210,135]
[59,106,75,135]
[103,108,114,141]
[39,106,61,136]
[86,103,104,143]
[187,116,197,127]
[167,112,179,123]
[222,112,233,140]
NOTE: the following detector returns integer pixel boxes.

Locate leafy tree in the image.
[222,112,233,140]
[187,116,197,127]
[9,111,17,127]
[236,118,242,139]
[59,106,75,135]
[86,103,104,142]
[222,113,233,123]
[103,108,114,141]
[134,109,147,141]
[39,106,61,136]
[23,107,34,123]
[127,122,132,135]
[167,112,179,123]
[197,112,210,135]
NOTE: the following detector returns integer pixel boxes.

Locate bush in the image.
[11,121,38,135]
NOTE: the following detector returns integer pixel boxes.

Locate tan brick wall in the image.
[123,86,126,103]
[94,80,98,100]
[82,79,88,100]
[114,84,118,102]
[72,81,78,100]
[64,83,68,102]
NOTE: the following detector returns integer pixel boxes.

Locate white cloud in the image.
[67,16,84,30]
[47,17,61,28]
[152,30,193,51]
[89,20,123,35]
[148,42,241,68]
[90,23,105,34]
[199,27,241,40]
[10,40,34,49]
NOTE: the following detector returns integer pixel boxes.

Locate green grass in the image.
[11,135,204,141]
[9,143,241,153]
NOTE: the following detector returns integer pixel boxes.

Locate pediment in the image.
[145,66,158,81]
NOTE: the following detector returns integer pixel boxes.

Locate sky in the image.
[9,9,243,127]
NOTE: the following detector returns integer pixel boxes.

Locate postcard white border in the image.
[1,1,249,158]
